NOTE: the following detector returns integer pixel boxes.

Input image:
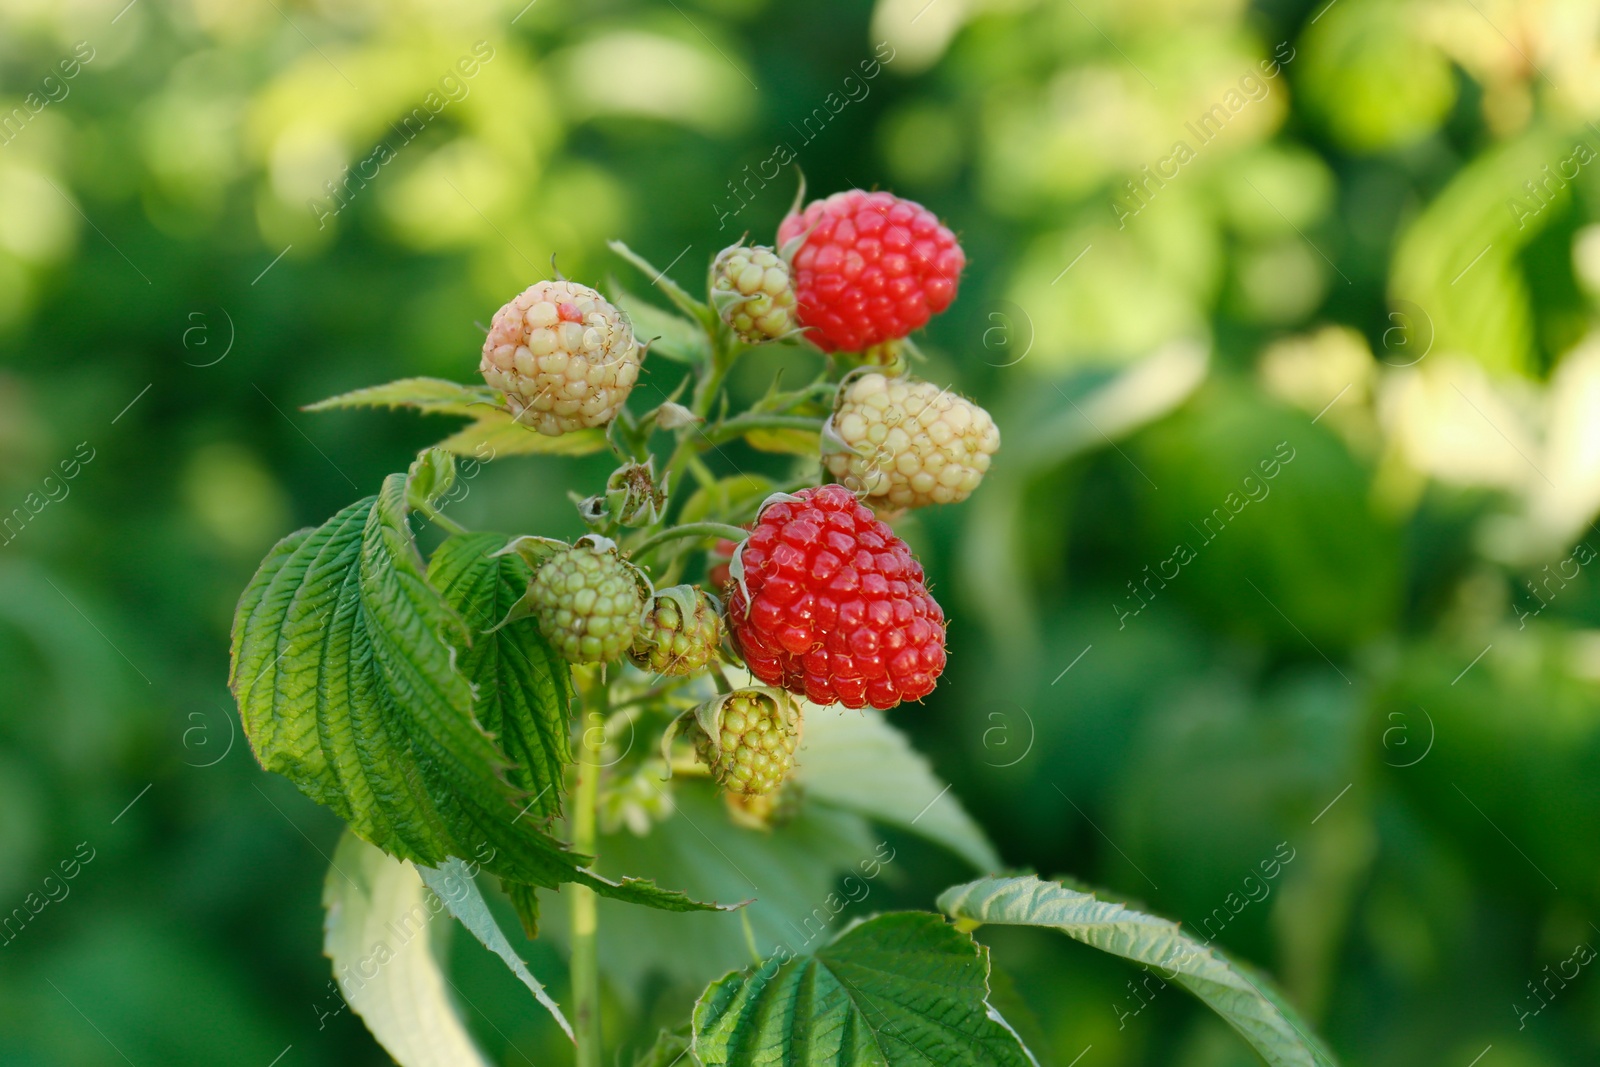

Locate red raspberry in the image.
[727,485,947,709]
[778,190,965,353]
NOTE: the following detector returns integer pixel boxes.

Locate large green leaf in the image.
[937,875,1338,1067]
[692,911,1036,1066]
[798,706,1000,872]
[323,831,493,1067]
[428,532,572,820]
[231,470,732,914]
[304,376,500,417]
[417,857,572,1040]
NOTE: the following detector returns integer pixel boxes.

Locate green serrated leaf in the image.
[417,857,573,1041]
[937,875,1340,1067]
[232,478,732,914]
[692,912,1036,1067]
[610,283,712,365]
[434,409,609,458]
[428,532,572,821]
[323,831,494,1067]
[797,707,1001,873]
[304,377,500,417]
[231,500,456,861]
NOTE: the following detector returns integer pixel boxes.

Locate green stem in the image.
[627,521,749,562]
[414,498,469,536]
[703,412,826,446]
[570,674,607,1067]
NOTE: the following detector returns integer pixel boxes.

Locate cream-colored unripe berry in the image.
[825,373,1000,509]
[479,280,642,436]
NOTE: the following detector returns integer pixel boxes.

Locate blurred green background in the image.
[3,0,1600,1063]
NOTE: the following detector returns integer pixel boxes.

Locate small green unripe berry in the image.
[629,587,722,676]
[528,542,645,663]
[694,689,801,796]
[711,244,796,344]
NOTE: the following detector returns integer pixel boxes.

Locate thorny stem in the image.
[570,671,607,1067]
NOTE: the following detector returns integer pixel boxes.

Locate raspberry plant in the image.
[231,184,1341,1067]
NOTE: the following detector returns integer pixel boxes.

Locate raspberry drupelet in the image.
[727,484,947,710]
[778,190,965,353]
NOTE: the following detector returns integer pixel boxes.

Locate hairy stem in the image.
[570,675,607,1067]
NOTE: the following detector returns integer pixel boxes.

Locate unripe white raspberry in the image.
[479,280,643,437]
[824,372,1000,510]
[711,244,796,344]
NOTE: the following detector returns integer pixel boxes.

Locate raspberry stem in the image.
[626,521,749,562]
[413,497,469,536]
[569,671,606,1067]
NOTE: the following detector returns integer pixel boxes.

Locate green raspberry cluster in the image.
[529,541,645,663]
[629,587,722,676]
[693,689,800,797]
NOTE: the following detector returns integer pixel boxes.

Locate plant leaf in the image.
[609,238,711,325]
[428,532,572,821]
[610,283,711,365]
[231,498,457,860]
[434,409,609,458]
[232,475,734,914]
[322,831,494,1067]
[796,705,1001,872]
[304,377,500,417]
[692,911,1036,1066]
[937,875,1339,1067]
[742,427,821,455]
[406,448,457,512]
[417,857,574,1041]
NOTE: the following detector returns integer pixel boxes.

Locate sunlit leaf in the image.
[434,409,610,458]
[322,832,493,1067]
[304,377,500,417]
[938,875,1339,1067]
[742,426,821,455]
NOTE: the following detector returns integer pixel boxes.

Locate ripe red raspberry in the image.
[727,485,946,709]
[777,190,965,353]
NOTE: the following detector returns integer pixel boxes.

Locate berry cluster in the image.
[472,186,996,797]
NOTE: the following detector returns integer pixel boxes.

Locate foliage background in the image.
[1,0,1598,1064]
